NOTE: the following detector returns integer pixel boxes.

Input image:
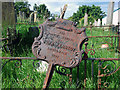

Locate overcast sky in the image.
[27,0,119,19]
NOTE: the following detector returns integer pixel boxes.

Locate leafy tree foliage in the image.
[14,0,31,17]
[69,5,106,23]
[33,4,50,19]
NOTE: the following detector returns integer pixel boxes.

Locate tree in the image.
[14,0,31,17]
[69,5,106,23]
[33,3,37,11]
[33,4,50,19]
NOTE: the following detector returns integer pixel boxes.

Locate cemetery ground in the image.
[2,20,120,88]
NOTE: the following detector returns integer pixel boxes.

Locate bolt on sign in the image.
[32,19,88,88]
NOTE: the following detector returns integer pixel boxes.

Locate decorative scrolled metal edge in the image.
[87,49,95,55]
[2,58,41,70]
[33,59,41,68]
[32,19,88,68]
[55,66,67,76]
[2,59,22,69]
[55,65,73,77]
[98,60,120,77]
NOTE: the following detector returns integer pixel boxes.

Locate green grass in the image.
[2,21,120,88]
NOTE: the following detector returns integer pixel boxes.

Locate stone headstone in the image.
[60,8,62,14]
[30,12,34,22]
[118,1,120,24]
[19,11,22,21]
[2,2,16,36]
[97,19,101,26]
[94,20,97,26]
[22,12,26,20]
[84,13,88,26]
[2,2,16,55]
[34,11,37,22]
[106,1,114,25]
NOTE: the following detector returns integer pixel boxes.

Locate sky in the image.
[27,0,119,19]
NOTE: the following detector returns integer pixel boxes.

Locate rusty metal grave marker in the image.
[32,19,88,88]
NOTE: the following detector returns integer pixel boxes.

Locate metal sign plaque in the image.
[32,19,87,68]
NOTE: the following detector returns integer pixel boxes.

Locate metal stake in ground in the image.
[60,4,67,19]
[43,64,55,89]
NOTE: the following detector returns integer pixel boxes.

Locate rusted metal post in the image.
[91,60,94,83]
[84,42,88,87]
[60,4,67,19]
[114,36,116,50]
[98,60,101,89]
[84,59,87,87]
[69,68,72,86]
[77,65,79,86]
[111,36,113,48]
[43,64,55,89]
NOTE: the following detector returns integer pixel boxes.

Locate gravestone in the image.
[118,1,120,24]
[2,2,16,37]
[106,1,114,25]
[60,8,62,15]
[2,2,16,26]
[34,11,37,22]
[84,13,88,26]
[19,11,22,21]
[97,19,101,26]
[30,12,34,22]
[94,20,97,26]
[32,19,88,88]
[22,12,26,20]
[2,2,16,55]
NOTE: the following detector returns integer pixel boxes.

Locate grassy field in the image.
[2,20,120,88]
